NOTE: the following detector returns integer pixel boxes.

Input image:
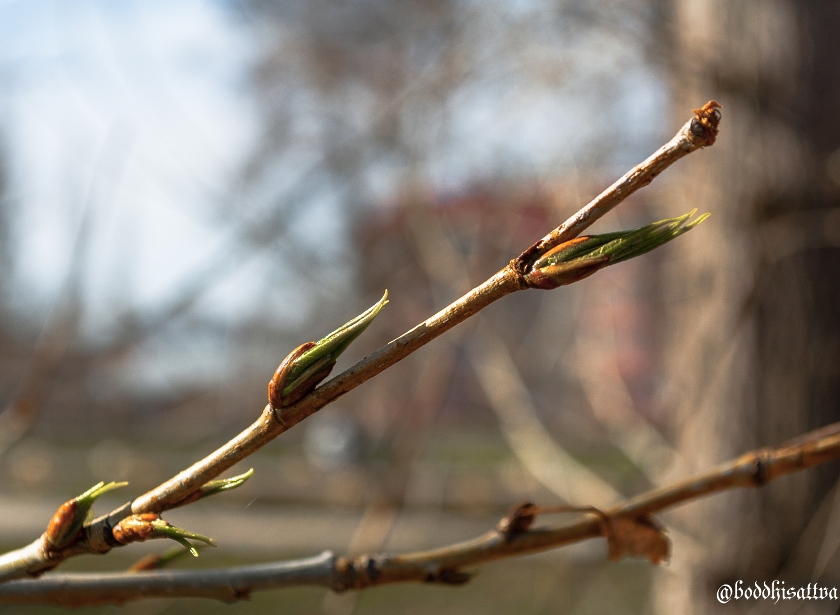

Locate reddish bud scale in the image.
[112,514,160,545]
[525,255,611,289]
[45,500,79,547]
[268,342,316,409]
[280,365,334,406]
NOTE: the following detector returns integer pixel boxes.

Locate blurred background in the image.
[0,1,839,614]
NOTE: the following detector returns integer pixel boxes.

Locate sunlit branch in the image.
[1,418,835,607]
[0,102,721,583]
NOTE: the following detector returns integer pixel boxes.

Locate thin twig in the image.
[0,102,721,583]
[515,100,721,272]
[135,101,721,515]
[1,419,836,606]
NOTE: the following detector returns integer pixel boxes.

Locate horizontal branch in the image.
[0,552,337,606]
[0,102,721,583]
[2,418,835,607]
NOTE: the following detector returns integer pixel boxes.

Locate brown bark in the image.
[3,421,840,607]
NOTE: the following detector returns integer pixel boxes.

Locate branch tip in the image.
[689,100,722,146]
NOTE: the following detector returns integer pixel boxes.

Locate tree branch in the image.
[137,101,721,515]
[516,100,721,271]
[1,418,836,606]
[0,102,721,583]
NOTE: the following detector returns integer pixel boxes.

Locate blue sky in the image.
[0,0,258,328]
[0,0,669,353]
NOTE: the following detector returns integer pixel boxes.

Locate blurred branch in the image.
[2,419,839,606]
[404,195,623,505]
[0,310,79,456]
[0,125,134,457]
[0,102,720,583]
[0,211,90,458]
[571,299,685,482]
[470,327,623,504]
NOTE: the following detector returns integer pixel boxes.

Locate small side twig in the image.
[1,418,836,606]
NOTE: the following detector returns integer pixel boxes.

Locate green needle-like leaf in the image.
[151,520,216,558]
[589,209,709,265]
[170,469,256,509]
[76,481,129,509]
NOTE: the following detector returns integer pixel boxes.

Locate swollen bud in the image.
[526,210,709,290]
[112,514,215,557]
[45,481,128,549]
[269,291,389,407]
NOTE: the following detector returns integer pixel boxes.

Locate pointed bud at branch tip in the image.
[526,211,710,289]
[45,481,129,549]
[270,291,389,407]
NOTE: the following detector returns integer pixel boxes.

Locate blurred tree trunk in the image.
[656,1,840,612]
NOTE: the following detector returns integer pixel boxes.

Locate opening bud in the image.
[112,514,215,557]
[526,209,709,289]
[269,290,388,407]
[45,481,128,549]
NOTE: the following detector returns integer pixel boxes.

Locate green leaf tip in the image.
[527,210,709,289]
[76,481,129,506]
[304,289,388,361]
[170,469,256,510]
[199,468,255,498]
[113,514,216,557]
[277,291,389,405]
[153,521,216,557]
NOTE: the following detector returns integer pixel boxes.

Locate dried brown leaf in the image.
[601,514,670,564]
